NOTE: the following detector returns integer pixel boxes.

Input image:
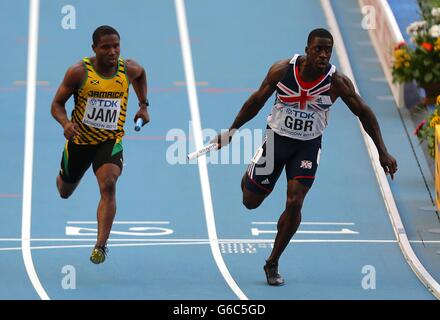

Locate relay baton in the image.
[187,143,218,160]
[135,118,144,132]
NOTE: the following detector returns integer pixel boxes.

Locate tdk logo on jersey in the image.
[289,110,315,119]
[88,99,119,108]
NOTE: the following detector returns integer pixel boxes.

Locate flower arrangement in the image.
[414,95,440,157]
[392,8,440,87]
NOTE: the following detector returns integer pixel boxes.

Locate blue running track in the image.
[0,0,436,300]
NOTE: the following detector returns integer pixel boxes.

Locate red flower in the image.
[394,41,407,50]
[414,119,427,136]
[421,42,433,51]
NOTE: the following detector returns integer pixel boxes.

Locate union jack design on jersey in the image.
[267,54,336,141]
[277,81,332,111]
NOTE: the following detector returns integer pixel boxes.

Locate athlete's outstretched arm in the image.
[51,62,85,140]
[333,71,398,179]
[214,59,290,148]
[126,59,150,125]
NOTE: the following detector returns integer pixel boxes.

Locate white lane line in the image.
[0,239,401,252]
[252,228,359,236]
[251,221,355,225]
[174,0,247,300]
[22,0,49,301]
[67,221,170,224]
[0,242,210,251]
[0,238,209,242]
[0,237,400,242]
[7,238,439,252]
[13,80,50,86]
[321,0,440,299]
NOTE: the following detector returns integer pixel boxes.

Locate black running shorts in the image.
[244,128,321,194]
[59,139,123,183]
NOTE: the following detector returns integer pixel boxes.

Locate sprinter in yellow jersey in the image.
[51,25,150,264]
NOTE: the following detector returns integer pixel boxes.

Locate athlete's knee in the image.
[59,191,71,199]
[57,176,73,199]
[99,176,117,196]
[242,193,265,210]
[243,198,262,210]
[285,195,304,214]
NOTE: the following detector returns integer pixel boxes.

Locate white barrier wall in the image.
[358,0,405,107]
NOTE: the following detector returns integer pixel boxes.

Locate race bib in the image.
[82,97,121,130]
[267,103,327,140]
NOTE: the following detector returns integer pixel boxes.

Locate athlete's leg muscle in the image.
[95,163,121,247]
[267,179,309,263]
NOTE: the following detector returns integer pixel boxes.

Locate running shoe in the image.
[263,260,285,286]
[90,245,108,264]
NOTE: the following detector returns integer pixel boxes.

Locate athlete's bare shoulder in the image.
[331,70,349,85]
[266,59,290,86]
[124,58,142,70]
[330,70,355,99]
[63,60,86,89]
[124,59,145,82]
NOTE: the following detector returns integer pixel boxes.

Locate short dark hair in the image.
[92,25,120,45]
[307,28,333,46]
